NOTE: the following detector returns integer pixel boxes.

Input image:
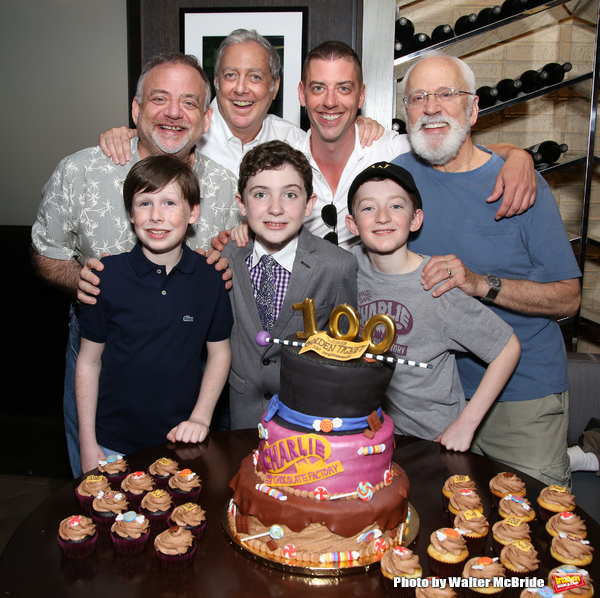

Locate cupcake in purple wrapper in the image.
[96,454,129,486]
[454,509,489,554]
[90,489,129,532]
[168,502,206,538]
[120,470,154,509]
[167,469,202,505]
[110,510,150,556]
[427,528,468,577]
[75,474,111,512]
[57,515,98,559]
[148,457,179,489]
[140,489,173,531]
[154,526,196,571]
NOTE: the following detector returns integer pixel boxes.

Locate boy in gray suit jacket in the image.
[223,141,358,429]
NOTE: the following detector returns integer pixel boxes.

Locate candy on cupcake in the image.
[550,533,594,567]
[443,475,477,509]
[489,472,526,507]
[537,485,576,522]
[96,454,129,485]
[462,556,506,598]
[492,517,531,555]
[498,494,535,523]
[167,468,202,505]
[140,488,173,530]
[90,489,128,532]
[120,470,155,509]
[110,510,150,556]
[381,545,422,597]
[548,565,594,598]
[75,474,111,512]
[454,509,489,554]
[546,511,587,540]
[448,488,483,516]
[499,539,540,578]
[427,528,469,578]
[148,457,179,489]
[168,502,207,538]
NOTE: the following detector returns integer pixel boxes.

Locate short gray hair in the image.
[400,51,476,119]
[135,53,212,111]
[214,29,280,92]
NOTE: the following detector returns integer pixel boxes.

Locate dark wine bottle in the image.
[476,85,499,109]
[541,62,572,85]
[500,0,529,17]
[496,78,523,101]
[431,24,455,44]
[454,13,478,35]
[525,140,568,166]
[392,118,407,134]
[395,17,415,41]
[394,39,409,60]
[408,32,432,53]
[518,69,549,93]
[477,5,503,27]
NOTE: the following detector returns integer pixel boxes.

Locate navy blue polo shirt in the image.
[79,243,233,454]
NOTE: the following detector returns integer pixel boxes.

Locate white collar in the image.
[249,236,299,272]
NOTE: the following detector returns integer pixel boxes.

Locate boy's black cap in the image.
[347,161,423,214]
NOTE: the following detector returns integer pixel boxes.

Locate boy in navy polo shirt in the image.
[76,155,233,474]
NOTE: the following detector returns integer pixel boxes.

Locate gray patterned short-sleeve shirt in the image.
[32,139,240,262]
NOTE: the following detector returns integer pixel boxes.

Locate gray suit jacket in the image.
[223,226,358,429]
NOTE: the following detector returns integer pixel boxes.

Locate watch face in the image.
[487,275,501,290]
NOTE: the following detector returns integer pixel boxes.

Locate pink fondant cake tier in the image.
[257,413,396,495]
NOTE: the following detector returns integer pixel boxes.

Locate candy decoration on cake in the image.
[241,524,285,543]
[357,482,375,502]
[255,483,288,501]
[374,538,387,552]
[384,469,393,484]
[131,471,145,479]
[358,529,382,543]
[314,487,329,501]
[358,444,386,455]
[68,515,82,527]
[313,417,342,432]
[228,499,236,517]
[283,543,297,559]
[320,550,360,563]
[257,423,268,440]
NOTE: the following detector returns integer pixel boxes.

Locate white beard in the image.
[408,114,470,166]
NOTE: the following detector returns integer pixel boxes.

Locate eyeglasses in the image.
[321,204,338,245]
[403,87,475,109]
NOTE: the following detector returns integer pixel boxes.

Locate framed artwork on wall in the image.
[181,7,307,126]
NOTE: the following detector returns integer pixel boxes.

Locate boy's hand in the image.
[80,443,106,476]
[356,116,385,148]
[421,254,486,299]
[78,256,106,305]
[99,126,136,165]
[435,420,475,452]
[167,419,209,444]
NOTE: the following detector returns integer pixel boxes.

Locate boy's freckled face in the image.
[346,179,422,255]
[130,180,199,263]
[237,165,317,254]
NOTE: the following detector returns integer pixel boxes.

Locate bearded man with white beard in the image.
[393,51,581,487]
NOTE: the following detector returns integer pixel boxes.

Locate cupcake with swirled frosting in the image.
[110,510,150,555]
[168,502,206,538]
[154,526,196,571]
[462,556,506,597]
[427,528,469,577]
[381,546,422,596]
[547,565,594,598]
[167,469,202,505]
[537,485,576,522]
[148,457,179,489]
[489,472,526,507]
[499,539,540,577]
[443,475,477,509]
[546,511,587,540]
[550,533,594,567]
[454,509,489,554]
[57,514,98,559]
[498,494,535,523]
[120,470,154,508]
[75,474,111,512]
[140,488,173,530]
[448,488,484,516]
[96,454,129,486]
[492,516,531,555]
[90,489,128,532]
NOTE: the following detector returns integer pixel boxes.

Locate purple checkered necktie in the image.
[256,255,277,332]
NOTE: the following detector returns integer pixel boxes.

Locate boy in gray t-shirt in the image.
[345,162,521,451]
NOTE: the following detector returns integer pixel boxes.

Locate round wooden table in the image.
[1,431,597,597]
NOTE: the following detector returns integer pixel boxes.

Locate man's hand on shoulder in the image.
[488,146,537,219]
[77,257,106,305]
[356,116,385,148]
[99,126,136,166]
[421,254,486,299]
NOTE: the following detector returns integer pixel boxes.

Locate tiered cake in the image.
[228,335,410,567]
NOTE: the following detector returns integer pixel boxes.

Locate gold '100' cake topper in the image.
[254,298,433,369]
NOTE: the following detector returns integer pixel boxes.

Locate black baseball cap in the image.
[347,161,423,215]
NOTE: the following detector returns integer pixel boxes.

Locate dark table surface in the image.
[1,430,598,597]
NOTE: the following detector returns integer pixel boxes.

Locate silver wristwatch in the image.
[481,274,502,304]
